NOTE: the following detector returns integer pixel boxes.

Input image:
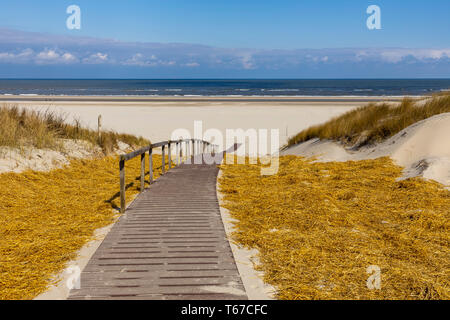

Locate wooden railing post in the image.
[149,146,153,183]
[140,153,145,192]
[120,157,126,214]
[162,144,166,174]
[168,142,172,170]
[181,141,184,163]
[176,141,180,165]
[175,141,178,165]
[185,141,189,158]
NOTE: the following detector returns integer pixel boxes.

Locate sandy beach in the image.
[3,95,405,146]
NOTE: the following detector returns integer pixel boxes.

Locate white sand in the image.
[0,140,131,174]
[283,113,450,187]
[12,99,369,146]
[0,140,99,174]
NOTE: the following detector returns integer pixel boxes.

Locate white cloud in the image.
[0,48,79,64]
[35,49,78,64]
[82,52,109,64]
[0,28,449,77]
[361,49,450,63]
[37,49,59,60]
[184,62,200,67]
[0,48,34,63]
[122,53,176,67]
[123,53,158,66]
[62,52,77,62]
[163,60,176,66]
[239,53,255,70]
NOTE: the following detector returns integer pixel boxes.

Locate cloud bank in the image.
[0,28,449,78]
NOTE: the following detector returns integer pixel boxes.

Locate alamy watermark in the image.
[366,265,381,290]
[171,121,280,176]
[366,5,381,30]
[66,5,81,30]
[65,5,380,31]
[66,265,81,290]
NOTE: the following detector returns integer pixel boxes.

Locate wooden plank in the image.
[162,145,165,174]
[168,142,172,170]
[79,270,239,280]
[120,145,150,161]
[82,262,240,272]
[140,153,145,192]
[151,141,169,148]
[149,147,153,184]
[79,276,242,288]
[70,285,246,297]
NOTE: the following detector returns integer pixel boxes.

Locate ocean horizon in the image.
[0,79,449,97]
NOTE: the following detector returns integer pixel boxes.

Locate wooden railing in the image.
[119,139,217,213]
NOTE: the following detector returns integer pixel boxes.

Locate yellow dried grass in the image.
[0,154,171,300]
[219,156,450,300]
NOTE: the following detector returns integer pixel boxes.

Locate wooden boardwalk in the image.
[69,154,247,300]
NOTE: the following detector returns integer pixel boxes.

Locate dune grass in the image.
[0,104,149,154]
[219,156,450,300]
[0,154,172,300]
[286,93,450,148]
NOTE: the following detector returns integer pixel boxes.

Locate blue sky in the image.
[0,0,449,78]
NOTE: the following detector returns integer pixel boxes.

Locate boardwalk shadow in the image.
[104,165,166,211]
[105,182,135,211]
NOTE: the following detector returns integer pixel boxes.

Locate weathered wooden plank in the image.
[119,159,125,214]
[79,276,243,288]
[70,285,246,298]
[168,142,172,170]
[161,144,166,174]
[94,252,233,260]
[120,145,151,161]
[150,141,168,148]
[140,153,145,192]
[148,147,153,183]
[79,269,240,280]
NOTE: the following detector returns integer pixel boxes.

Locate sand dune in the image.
[283,113,450,186]
[0,140,131,174]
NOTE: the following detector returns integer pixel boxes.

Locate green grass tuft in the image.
[287,93,450,148]
[0,104,149,154]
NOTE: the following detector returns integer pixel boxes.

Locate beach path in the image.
[68,153,247,300]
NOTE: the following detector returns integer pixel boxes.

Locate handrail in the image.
[119,138,218,213]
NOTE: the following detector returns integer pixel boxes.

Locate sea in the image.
[0,79,449,97]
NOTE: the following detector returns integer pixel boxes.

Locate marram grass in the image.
[0,154,170,300]
[286,94,450,148]
[219,156,450,300]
